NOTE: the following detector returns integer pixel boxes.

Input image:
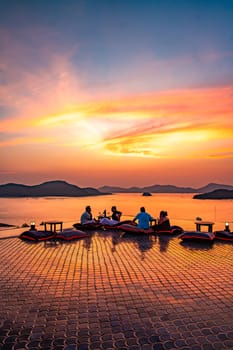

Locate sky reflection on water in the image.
[0,193,232,233]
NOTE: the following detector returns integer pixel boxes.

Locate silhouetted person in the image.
[154,210,171,231]
[80,206,96,224]
[133,207,153,229]
[111,206,122,221]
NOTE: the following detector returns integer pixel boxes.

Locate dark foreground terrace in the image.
[0,230,232,350]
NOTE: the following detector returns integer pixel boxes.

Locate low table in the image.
[43,221,63,233]
[195,221,214,233]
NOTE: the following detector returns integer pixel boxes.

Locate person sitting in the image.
[154,210,171,231]
[111,206,122,221]
[80,205,97,225]
[99,206,121,226]
[133,206,153,229]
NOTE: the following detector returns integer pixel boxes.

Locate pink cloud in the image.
[0,28,87,130]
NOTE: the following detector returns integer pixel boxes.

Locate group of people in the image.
[132,207,170,230]
[80,205,122,226]
[80,205,171,230]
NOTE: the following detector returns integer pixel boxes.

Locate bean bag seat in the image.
[56,229,88,241]
[119,223,154,235]
[101,220,136,230]
[19,229,56,242]
[73,222,102,230]
[214,230,233,242]
[179,231,215,242]
[155,225,184,235]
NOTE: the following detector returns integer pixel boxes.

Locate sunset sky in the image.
[1,0,233,187]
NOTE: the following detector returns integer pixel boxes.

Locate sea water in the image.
[0,193,232,235]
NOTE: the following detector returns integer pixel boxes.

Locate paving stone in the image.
[141,344,153,350]
[189,346,202,350]
[217,333,228,341]
[1,344,15,350]
[64,346,77,350]
[202,343,215,350]
[90,341,101,349]
[223,339,233,348]
[152,343,165,350]
[114,339,127,347]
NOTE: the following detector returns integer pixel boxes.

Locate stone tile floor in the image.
[0,230,232,350]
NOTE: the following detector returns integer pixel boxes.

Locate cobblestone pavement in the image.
[0,230,233,350]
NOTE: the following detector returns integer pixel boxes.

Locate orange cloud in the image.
[1,84,233,159]
[0,30,232,164]
[85,86,233,159]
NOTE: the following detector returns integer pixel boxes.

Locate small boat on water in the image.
[179,231,215,242]
[142,192,152,196]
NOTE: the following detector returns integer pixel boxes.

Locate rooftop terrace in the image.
[0,230,232,350]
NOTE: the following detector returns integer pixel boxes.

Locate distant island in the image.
[0,223,16,228]
[0,180,110,198]
[98,182,233,194]
[0,180,232,198]
[193,189,233,200]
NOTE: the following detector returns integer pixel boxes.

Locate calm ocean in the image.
[0,193,232,234]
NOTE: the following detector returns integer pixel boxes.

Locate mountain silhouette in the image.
[0,180,232,197]
[195,182,233,193]
[98,183,233,194]
[0,180,109,197]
